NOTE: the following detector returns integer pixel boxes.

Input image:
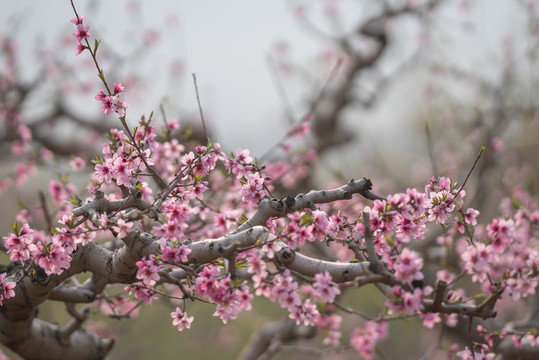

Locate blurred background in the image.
[1,0,539,359]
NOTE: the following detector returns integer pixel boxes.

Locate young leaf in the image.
[93,39,100,54]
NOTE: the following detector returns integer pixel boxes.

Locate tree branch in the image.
[235,178,385,234]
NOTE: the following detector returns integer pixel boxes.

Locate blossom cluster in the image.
[0,273,16,306]
[170,307,194,332]
[95,82,129,118]
[457,206,539,299]
[71,15,91,55]
[350,320,389,360]
[194,265,252,324]
[3,220,93,276]
[92,128,153,190]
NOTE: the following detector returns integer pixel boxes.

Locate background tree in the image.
[1,1,539,359]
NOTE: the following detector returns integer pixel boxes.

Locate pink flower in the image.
[487,217,515,252]
[69,156,86,170]
[0,273,16,305]
[111,94,129,117]
[170,307,194,331]
[49,180,75,204]
[4,223,36,262]
[420,312,441,328]
[350,321,388,360]
[177,245,191,263]
[126,283,158,305]
[75,42,85,56]
[94,90,129,117]
[402,288,424,315]
[166,118,180,130]
[112,218,133,239]
[425,190,455,224]
[491,137,504,152]
[289,299,320,326]
[246,253,266,275]
[460,243,491,283]
[225,149,253,178]
[94,159,114,184]
[160,239,179,262]
[70,16,85,25]
[111,155,132,186]
[15,163,36,186]
[99,296,140,318]
[72,22,91,48]
[161,240,191,263]
[287,122,310,139]
[464,208,479,226]
[113,82,125,94]
[135,255,161,286]
[312,210,329,232]
[393,248,424,285]
[312,271,341,303]
[456,345,494,360]
[240,172,266,204]
[95,89,106,101]
[35,237,72,275]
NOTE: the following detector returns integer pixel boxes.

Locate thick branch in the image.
[72,189,151,225]
[0,315,114,360]
[238,319,316,360]
[235,178,385,234]
[274,247,373,283]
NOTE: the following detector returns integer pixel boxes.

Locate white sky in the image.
[1,0,534,159]
[1,0,332,155]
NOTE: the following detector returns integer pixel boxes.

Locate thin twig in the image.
[468,316,475,358]
[265,54,297,126]
[259,58,343,162]
[425,122,438,178]
[38,191,53,234]
[192,73,209,140]
[70,0,112,95]
[448,146,485,206]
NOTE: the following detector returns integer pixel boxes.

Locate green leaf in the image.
[60,173,69,185]
[157,213,168,223]
[239,214,248,225]
[205,139,213,152]
[122,138,134,146]
[93,39,101,54]
[194,175,204,184]
[181,127,193,140]
[385,234,394,247]
[11,221,20,235]
[441,223,448,233]
[162,128,170,139]
[92,155,104,165]
[16,197,27,210]
[472,293,485,300]
[300,213,312,226]
[235,260,247,268]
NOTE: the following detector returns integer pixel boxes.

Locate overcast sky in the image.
[2,0,337,155]
[1,0,532,158]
